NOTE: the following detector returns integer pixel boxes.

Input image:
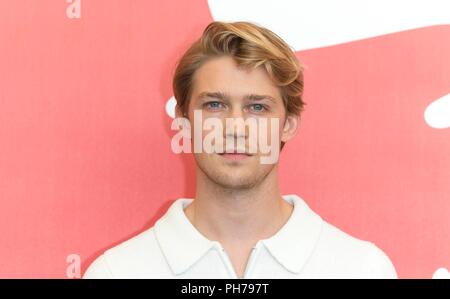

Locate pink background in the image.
[0,0,449,278]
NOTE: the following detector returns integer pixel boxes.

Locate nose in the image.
[223,105,248,145]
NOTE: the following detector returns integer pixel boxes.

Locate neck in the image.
[184,165,293,247]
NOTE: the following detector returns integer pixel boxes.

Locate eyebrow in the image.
[197,91,277,103]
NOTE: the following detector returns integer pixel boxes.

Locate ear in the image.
[280,114,299,143]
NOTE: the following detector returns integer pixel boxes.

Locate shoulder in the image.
[312,221,397,278]
[83,227,171,278]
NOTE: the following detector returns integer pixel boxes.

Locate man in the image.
[83,21,397,279]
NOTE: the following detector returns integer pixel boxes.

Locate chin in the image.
[200,167,255,189]
[195,154,274,189]
[212,168,265,189]
[214,177,258,190]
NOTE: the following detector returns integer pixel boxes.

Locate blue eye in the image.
[204,101,224,110]
[250,104,266,112]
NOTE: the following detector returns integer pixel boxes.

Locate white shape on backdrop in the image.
[433,267,450,279]
[424,93,450,129]
[208,0,450,51]
[165,96,177,119]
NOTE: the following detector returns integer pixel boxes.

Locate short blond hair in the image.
[172,21,305,117]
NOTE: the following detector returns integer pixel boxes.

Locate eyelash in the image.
[203,101,269,113]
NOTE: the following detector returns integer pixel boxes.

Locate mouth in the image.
[217,152,253,161]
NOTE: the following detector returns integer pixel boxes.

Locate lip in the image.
[218,153,252,160]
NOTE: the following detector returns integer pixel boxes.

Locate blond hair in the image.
[172,21,305,117]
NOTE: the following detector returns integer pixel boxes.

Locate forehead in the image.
[191,56,281,101]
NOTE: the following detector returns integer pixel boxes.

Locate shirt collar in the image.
[153,198,214,275]
[260,194,323,274]
[153,194,323,275]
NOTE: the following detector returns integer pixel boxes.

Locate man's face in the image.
[181,56,297,190]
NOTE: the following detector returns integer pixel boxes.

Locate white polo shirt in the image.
[83,194,397,279]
